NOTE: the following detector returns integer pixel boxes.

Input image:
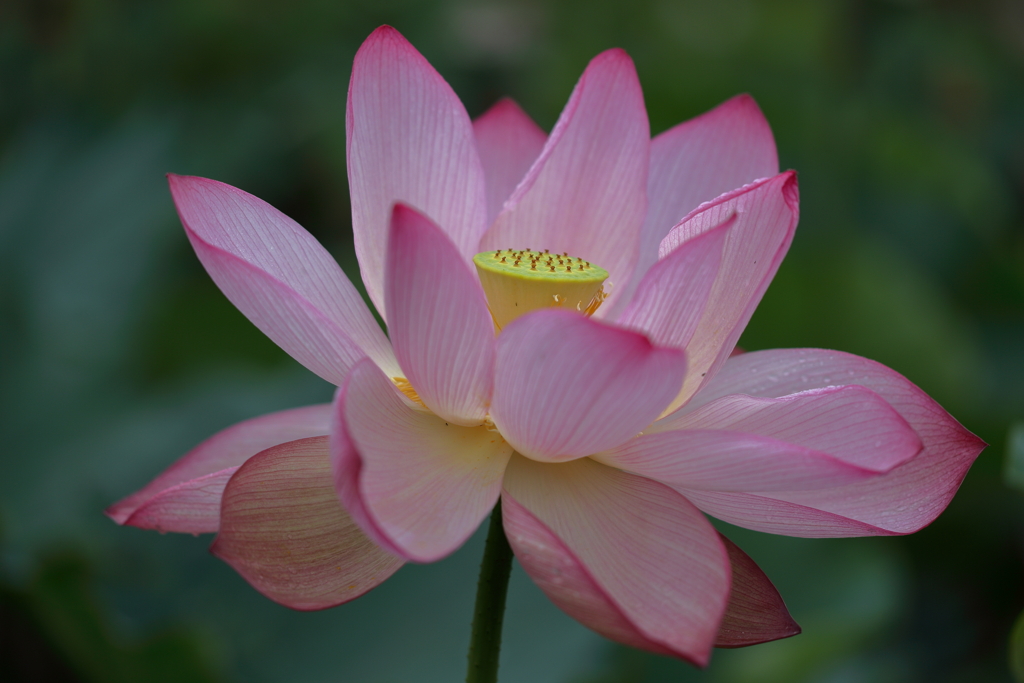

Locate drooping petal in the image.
[715,533,801,648]
[106,404,332,533]
[502,455,729,666]
[473,98,547,225]
[659,172,800,415]
[490,310,686,462]
[615,216,730,348]
[211,436,404,611]
[385,204,495,424]
[650,385,923,472]
[332,359,513,563]
[675,349,985,536]
[168,175,399,383]
[479,49,649,310]
[347,26,488,319]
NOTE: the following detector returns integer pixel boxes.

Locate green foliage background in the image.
[1,0,1022,681]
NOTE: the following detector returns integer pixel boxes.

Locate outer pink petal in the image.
[599,430,889,493]
[650,385,923,472]
[106,404,332,532]
[714,533,800,648]
[630,95,778,294]
[473,98,547,225]
[677,349,986,536]
[385,204,494,425]
[210,436,404,611]
[502,455,730,666]
[479,49,649,310]
[168,175,398,383]
[122,469,237,534]
[332,359,513,563]
[615,216,730,348]
[490,310,686,462]
[659,172,800,414]
[347,26,488,319]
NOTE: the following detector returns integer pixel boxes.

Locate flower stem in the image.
[466,499,514,683]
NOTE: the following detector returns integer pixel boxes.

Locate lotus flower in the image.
[108,26,984,666]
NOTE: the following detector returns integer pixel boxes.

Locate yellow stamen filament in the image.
[393,377,426,407]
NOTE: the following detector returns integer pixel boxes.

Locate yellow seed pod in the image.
[473,249,608,330]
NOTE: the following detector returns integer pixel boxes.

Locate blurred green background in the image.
[1,0,1023,681]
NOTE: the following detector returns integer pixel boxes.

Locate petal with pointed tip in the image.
[491,310,686,462]
[333,359,513,563]
[347,26,488,319]
[211,436,404,611]
[107,404,332,533]
[659,172,799,414]
[503,455,729,666]
[385,204,495,425]
[676,349,985,536]
[715,533,801,648]
[480,49,649,310]
[169,175,398,383]
[473,98,547,225]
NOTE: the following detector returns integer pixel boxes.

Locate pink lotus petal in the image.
[168,175,398,383]
[599,430,886,492]
[501,491,675,658]
[677,349,986,536]
[107,404,332,529]
[639,95,778,282]
[211,436,404,611]
[677,489,889,537]
[659,172,800,415]
[333,359,513,563]
[502,455,729,666]
[347,26,488,319]
[715,533,800,647]
[490,310,686,462]
[123,468,236,534]
[479,49,649,310]
[385,204,495,425]
[652,384,922,471]
[473,98,548,225]
[615,216,731,349]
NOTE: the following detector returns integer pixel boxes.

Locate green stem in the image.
[466,499,514,683]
